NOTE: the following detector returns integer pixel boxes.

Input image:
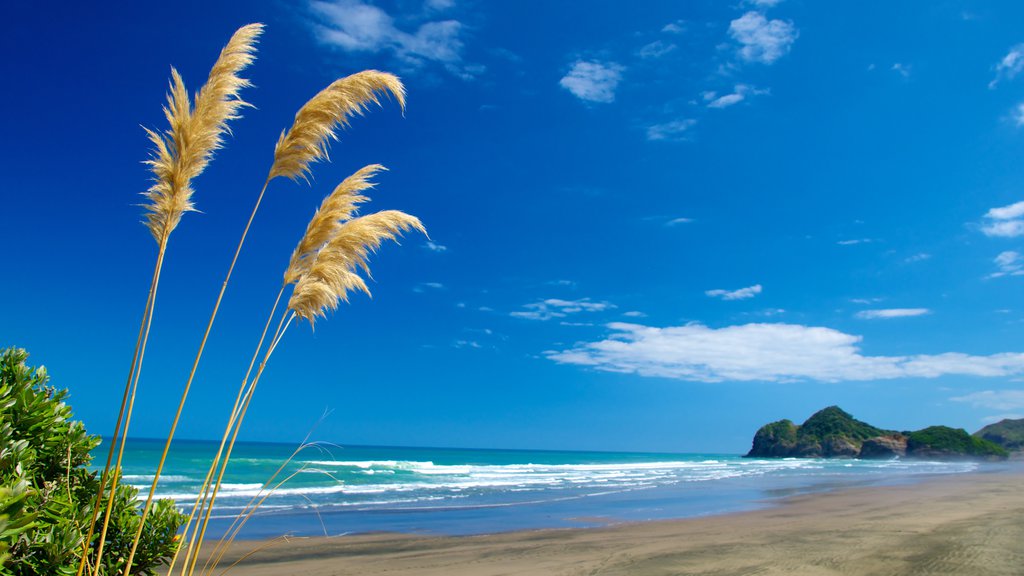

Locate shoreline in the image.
[185,465,1024,575]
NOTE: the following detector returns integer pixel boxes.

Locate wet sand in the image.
[188,469,1024,575]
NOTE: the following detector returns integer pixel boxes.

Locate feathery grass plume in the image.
[288,210,426,324]
[268,71,405,182]
[141,23,263,241]
[283,164,385,285]
[82,23,263,576]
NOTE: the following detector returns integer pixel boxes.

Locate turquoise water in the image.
[103,438,983,539]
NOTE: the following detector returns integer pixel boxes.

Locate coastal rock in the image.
[745,406,886,458]
[746,408,1008,461]
[748,420,799,457]
[859,435,908,459]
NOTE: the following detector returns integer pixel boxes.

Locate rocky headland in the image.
[746,406,1010,460]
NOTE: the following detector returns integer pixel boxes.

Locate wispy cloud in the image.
[1014,102,1024,127]
[951,389,1024,411]
[511,298,616,321]
[745,0,783,6]
[990,250,1024,278]
[622,310,647,318]
[665,217,694,226]
[310,0,479,78]
[638,40,677,59]
[423,240,448,253]
[560,61,625,103]
[837,238,872,245]
[706,284,762,301]
[662,20,686,34]
[855,308,930,320]
[728,11,798,65]
[982,201,1024,237]
[990,44,1024,89]
[547,322,1024,383]
[705,84,768,109]
[413,281,446,293]
[905,253,931,263]
[646,119,697,141]
[891,63,911,78]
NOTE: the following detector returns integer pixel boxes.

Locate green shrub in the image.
[0,347,185,575]
[907,425,1008,459]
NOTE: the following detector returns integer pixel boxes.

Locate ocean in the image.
[105,438,986,539]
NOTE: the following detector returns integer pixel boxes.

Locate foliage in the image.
[0,347,185,575]
[797,406,888,442]
[907,425,1008,459]
[973,417,1024,451]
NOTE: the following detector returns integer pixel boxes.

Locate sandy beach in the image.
[189,468,1024,576]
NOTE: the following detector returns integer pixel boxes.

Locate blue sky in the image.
[4,0,1024,453]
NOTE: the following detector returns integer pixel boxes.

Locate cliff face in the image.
[745,407,1008,460]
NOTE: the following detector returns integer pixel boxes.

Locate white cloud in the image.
[623,311,647,318]
[706,284,762,301]
[990,250,1024,278]
[424,240,448,252]
[981,413,1024,424]
[705,84,768,109]
[851,297,884,305]
[646,119,697,141]
[547,322,1024,383]
[665,217,694,226]
[905,253,931,263]
[1014,102,1024,127]
[560,61,625,103]
[951,390,1024,411]
[982,200,1024,237]
[310,0,475,77]
[745,0,783,6]
[989,44,1024,89]
[891,63,911,78]
[639,40,677,59]
[986,201,1024,220]
[413,281,446,293]
[425,0,455,11]
[511,298,616,321]
[728,12,798,65]
[662,21,686,34]
[855,308,931,320]
[837,238,872,245]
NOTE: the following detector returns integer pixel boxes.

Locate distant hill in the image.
[974,418,1024,454]
[746,406,1008,460]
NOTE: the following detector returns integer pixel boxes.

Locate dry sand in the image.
[191,470,1024,576]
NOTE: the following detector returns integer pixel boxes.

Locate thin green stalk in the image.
[122,178,272,576]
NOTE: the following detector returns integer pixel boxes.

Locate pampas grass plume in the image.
[283,164,385,285]
[268,71,405,182]
[141,23,263,241]
[288,210,425,323]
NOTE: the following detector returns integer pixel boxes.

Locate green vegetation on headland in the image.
[974,417,1024,452]
[0,348,185,575]
[746,406,1010,460]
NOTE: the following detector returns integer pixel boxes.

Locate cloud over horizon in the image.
[547,322,1024,383]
